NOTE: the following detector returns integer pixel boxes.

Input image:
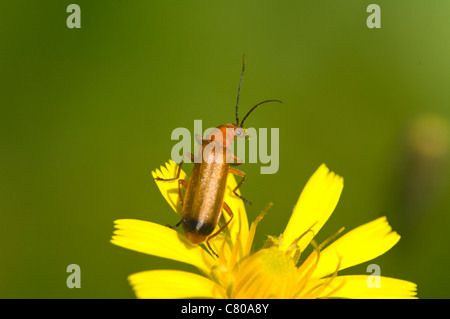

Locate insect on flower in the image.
[155,56,281,256]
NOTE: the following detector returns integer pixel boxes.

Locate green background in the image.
[1,1,449,298]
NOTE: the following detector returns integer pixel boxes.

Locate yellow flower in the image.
[111,160,417,299]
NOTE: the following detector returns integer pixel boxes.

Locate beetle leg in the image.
[228,167,252,205]
[178,179,188,207]
[205,202,234,257]
[166,219,182,230]
[165,180,187,229]
[209,201,235,240]
[229,154,244,166]
[194,133,205,145]
[206,242,218,258]
[155,152,194,182]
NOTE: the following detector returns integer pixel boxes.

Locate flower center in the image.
[259,246,296,276]
[230,247,298,298]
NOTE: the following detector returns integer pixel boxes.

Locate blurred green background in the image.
[1,1,449,298]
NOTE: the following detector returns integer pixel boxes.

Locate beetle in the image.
[155,56,281,255]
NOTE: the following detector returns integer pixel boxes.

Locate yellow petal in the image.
[111,219,214,274]
[129,270,226,298]
[152,159,187,216]
[244,203,271,257]
[281,164,343,252]
[305,275,417,299]
[305,217,401,279]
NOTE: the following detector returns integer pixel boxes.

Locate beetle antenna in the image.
[235,55,246,126]
[240,99,282,128]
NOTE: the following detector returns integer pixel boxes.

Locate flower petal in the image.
[305,275,417,299]
[281,164,343,252]
[111,219,214,274]
[305,217,401,279]
[152,160,187,216]
[129,270,225,298]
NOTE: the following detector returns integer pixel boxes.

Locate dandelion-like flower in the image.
[111,160,417,298]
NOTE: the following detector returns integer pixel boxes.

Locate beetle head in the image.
[206,124,246,148]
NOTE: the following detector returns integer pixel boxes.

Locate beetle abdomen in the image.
[182,218,216,244]
[182,218,215,236]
